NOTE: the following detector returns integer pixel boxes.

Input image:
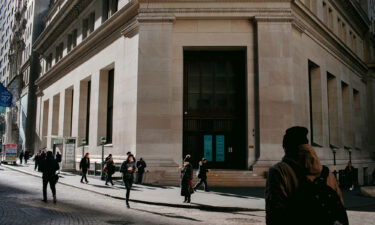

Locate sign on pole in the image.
[4,144,17,162]
[63,138,76,171]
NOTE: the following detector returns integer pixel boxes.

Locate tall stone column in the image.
[135,15,181,183]
[253,16,304,172]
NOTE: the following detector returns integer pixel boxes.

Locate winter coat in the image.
[197,162,208,179]
[79,157,90,170]
[120,161,136,181]
[24,151,30,160]
[180,163,193,196]
[106,161,116,175]
[56,153,62,163]
[265,144,344,225]
[136,160,147,173]
[40,157,59,179]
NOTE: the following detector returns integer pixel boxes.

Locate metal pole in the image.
[333,150,337,178]
[101,144,104,179]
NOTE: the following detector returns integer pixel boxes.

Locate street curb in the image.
[1,164,264,212]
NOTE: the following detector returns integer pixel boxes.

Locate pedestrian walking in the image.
[19,151,24,164]
[79,153,90,184]
[105,154,112,163]
[136,157,147,184]
[120,154,136,208]
[34,152,41,171]
[55,151,62,173]
[344,161,355,191]
[265,126,348,225]
[40,151,59,203]
[105,156,116,186]
[39,151,46,172]
[24,150,30,164]
[181,155,194,203]
[193,158,209,192]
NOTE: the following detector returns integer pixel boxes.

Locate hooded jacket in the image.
[265,144,343,225]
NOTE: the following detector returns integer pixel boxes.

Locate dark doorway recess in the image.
[183,50,247,169]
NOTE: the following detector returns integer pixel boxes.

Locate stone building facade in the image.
[34,0,375,186]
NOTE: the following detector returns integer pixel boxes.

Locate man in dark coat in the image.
[193,158,209,191]
[79,153,90,183]
[39,151,46,172]
[24,150,30,164]
[55,152,62,173]
[136,158,147,184]
[40,151,59,203]
[19,151,24,164]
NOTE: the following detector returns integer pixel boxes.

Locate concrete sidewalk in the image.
[1,163,265,212]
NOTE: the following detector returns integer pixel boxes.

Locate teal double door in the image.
[183,50,247,169]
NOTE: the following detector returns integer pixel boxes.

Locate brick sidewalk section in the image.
[1,163,265,212]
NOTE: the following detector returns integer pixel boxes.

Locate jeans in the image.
[81,169,88,182]
[194,177,208,191]
[43,177,56,200]
[106,173,114,185]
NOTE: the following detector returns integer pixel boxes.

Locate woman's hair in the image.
[126,154,135,162]
[297,144,322,176]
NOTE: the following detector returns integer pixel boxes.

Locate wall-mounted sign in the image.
[216,135,225,162]
[204,135,213,161]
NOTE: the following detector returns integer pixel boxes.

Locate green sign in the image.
[53,138,63,145]
[100,137,106,144]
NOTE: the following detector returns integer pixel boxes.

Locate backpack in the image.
[285,161,349,225]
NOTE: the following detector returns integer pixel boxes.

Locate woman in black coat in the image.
[105,156,116,186]
[181,155,194,203]
[79,153,90,184]
[120,154,136,208]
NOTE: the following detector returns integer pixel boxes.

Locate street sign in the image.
[100,137,106,145]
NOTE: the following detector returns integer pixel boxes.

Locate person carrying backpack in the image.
[265,126,348,225]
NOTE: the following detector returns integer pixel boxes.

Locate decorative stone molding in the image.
[293,1,368,77]
[121,19,139,38]
[291,17,306,34]
[35,1,139,89]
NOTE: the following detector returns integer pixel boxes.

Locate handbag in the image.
[103,167,108,173]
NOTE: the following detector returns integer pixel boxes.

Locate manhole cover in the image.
[226,218,261,223]
[107,220,132,225]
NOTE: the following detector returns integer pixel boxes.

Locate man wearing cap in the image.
[193,158,209,192]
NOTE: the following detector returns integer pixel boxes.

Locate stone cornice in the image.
[35,1,139,89]
[292,1,368,77]
[34,0,94,53]
[331,0,370,38]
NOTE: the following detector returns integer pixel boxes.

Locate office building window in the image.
[106,69,114,144]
